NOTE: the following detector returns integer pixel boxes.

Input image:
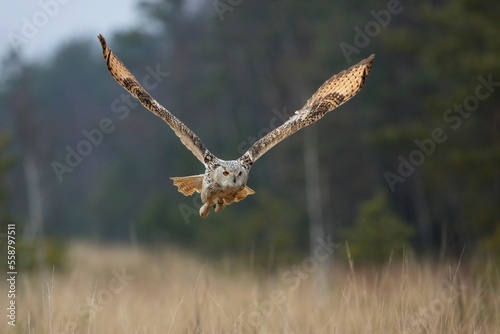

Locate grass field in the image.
[2,243,499,333]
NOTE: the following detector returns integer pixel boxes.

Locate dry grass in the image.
[2,243,499,333]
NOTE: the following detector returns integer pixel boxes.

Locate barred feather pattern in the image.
[98,34,213,165]
[239,54,375,165]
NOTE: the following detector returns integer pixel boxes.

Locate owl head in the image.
[214,160,249,189]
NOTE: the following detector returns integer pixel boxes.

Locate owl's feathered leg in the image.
[200,199,226,217]
[200,203,211,218]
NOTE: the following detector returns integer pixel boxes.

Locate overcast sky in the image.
[1,0,143,66]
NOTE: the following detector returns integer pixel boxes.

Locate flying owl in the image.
[97,35,374,218]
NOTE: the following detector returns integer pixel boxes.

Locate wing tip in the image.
[97,34,106,49]
[362,54,375,71]
[97,34,112,68]
[358,54,375,87]
[360,54,375,65]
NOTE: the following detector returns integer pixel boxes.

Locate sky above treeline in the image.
[0,0,141,66]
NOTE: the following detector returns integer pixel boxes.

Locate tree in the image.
[342,191,414,264]
[377,0,500,256]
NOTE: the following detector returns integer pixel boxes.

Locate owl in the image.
[98,35,374,218]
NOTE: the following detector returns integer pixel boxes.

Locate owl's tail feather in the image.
[170,175,204,196]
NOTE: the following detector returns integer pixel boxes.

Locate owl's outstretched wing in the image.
[98,35,214,165]
[238,55,374,166]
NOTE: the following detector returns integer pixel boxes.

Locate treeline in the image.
[1,0,499,266]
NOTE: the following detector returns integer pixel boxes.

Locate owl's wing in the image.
[98,35,214,166]
[238,55,374,166]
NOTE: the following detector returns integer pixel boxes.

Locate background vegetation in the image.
[1,0,499,332]
[2,243,497,333]
[1,0,499,266]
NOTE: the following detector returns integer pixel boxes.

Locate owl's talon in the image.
[215,200,225,213]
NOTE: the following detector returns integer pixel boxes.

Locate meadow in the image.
[2,243,499,333]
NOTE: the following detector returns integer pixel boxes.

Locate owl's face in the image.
[213,161,248,190]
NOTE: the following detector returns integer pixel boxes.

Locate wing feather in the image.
[234,186,255,202]
[170,174,204,196]
[98,34,214,165]
[239,55,375,165]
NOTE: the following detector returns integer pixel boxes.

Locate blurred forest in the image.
[1,0,499,266]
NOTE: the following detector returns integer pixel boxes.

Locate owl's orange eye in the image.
[223,171,229,176]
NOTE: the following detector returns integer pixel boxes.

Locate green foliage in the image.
[196,192,307,268]
[0,133,17,262]
[377,0,500,254]
[480,223,500,264]
[15,238,67,272]
[139,189,307,269]
[0,133,17,213]
[342,192,414,264]
[0,136,12,276]
[138,190,199,245]
[0,133,67,272]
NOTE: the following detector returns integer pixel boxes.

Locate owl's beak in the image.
[233,175,236,183]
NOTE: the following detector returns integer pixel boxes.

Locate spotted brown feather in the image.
[239,54,374,165]
[98,34,214,165]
